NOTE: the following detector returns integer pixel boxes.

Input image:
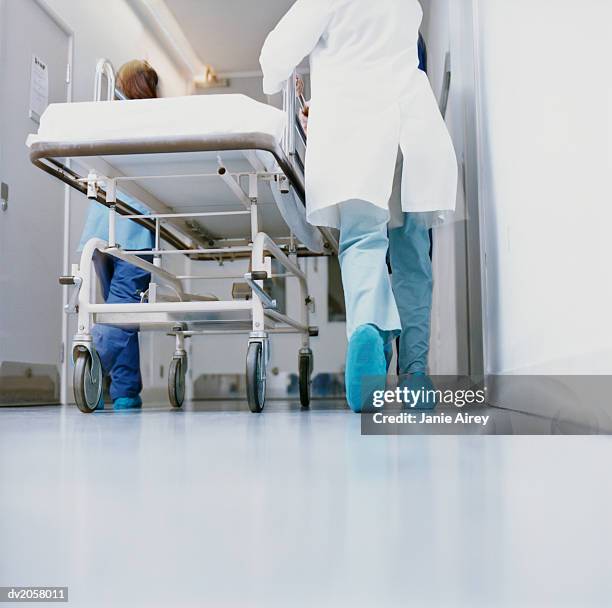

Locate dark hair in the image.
[117,60,159,100]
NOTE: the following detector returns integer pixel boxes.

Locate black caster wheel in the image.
[168,356,186,408]
[246,341,266,413]
[298,348,313,408]
[74,349,103,413]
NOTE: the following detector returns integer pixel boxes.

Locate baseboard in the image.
[0,361,60,406]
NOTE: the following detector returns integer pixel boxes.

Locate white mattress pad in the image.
[27,94,286,147]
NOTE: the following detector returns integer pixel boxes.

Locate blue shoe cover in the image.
[345,325,387,413]
[113,396,143,410]
[402,372,437,410]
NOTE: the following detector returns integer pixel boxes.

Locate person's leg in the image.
[105,256,151,305]
[109,331,143,406]
[104,256,151,408]
[92,324,138,406]
[339,201,401,340]
[338,200,400,412]
[389,213,433,375]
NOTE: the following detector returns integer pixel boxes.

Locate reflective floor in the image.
[1,401,612,607]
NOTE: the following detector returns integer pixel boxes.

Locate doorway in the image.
[0,0,72,404]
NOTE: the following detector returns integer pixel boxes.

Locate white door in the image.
[0,0,70,397]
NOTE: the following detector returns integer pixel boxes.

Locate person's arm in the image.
[260,0,334,95]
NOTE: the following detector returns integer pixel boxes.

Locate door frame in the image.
[0,0,74,404]
[35,0,75,404]
[466,0,490,379]
[0,0,6,175]
[446,0,488,379]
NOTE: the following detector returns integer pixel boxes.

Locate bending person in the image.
[260,1,457,411]
[77,60,158,410]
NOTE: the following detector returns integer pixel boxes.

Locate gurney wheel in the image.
[246,342,266,413]
[298,348,313,408]
[168,357,186,408]
[74,349,103,414]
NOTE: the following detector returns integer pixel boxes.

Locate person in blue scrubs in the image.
[78,60,158,410]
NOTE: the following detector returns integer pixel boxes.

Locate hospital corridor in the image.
[1,1,611,606]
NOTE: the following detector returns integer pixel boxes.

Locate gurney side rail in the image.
[30,132,338,255]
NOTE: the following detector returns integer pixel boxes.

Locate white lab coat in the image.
[260,0,458,229]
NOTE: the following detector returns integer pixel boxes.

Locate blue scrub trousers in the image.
[338,202,432,375]
[92,251,152,402]
[389,215,432,374]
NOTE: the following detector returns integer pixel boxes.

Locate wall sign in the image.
[29,55,49,123]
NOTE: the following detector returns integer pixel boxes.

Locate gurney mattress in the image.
[26,94,286,147]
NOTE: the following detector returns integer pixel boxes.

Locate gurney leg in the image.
[250,230,318,409]
[295,252,313,408]
[247,198,269,413]
[247,300,268,414]
[298,347,313,408]
[71,238,107,413]
[150,220,161,304]
[168,330,187,409]
[246,339,267,414]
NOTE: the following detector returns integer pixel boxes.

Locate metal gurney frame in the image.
[29,68,338,414]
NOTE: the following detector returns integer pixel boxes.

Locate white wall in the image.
[474,0,612,373]
[42,0,188,100]
[198,74,270,104]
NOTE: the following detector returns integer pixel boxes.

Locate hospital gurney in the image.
[27,65,337,413]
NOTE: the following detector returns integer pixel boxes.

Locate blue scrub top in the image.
[418,32,427,73]
[78,194,154,252]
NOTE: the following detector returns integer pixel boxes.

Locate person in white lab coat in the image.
[260,0,457,411]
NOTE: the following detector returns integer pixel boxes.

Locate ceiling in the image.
[165,0,296,74]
